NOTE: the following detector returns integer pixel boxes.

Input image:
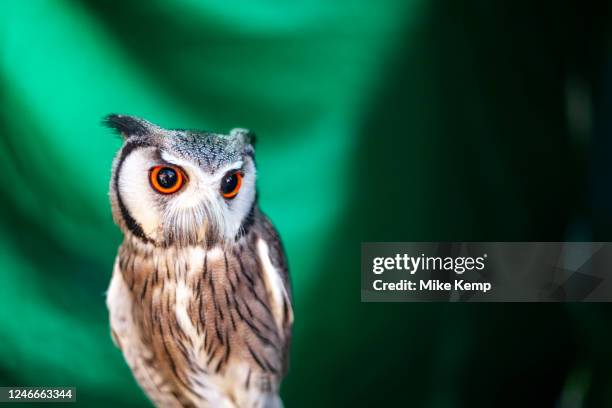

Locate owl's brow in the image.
[215,161,244,176]
[158,150,243,177]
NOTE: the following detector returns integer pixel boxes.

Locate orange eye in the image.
[220,171,242,199]
[149,165,185,194]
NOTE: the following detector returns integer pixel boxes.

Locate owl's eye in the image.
[220,171,242,199]
[149,165,185,194]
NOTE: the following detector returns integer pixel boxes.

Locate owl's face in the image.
[107,115,257,247]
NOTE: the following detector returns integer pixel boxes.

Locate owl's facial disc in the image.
[113,145,256,247]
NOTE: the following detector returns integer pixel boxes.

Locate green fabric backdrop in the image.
[1,0,612,406]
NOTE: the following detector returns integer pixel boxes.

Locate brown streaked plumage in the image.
[104,115,292,407]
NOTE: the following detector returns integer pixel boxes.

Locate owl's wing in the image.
[106,260,183,408]
[256,209,292,301]
[254,210,293,374]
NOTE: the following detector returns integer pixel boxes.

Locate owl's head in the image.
[106,114,257,247]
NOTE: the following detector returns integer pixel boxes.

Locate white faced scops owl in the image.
[104,115,293,408]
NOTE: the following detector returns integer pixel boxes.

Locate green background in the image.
[2,0,612,406]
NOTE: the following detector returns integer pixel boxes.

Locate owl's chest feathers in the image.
[117,235,289,399]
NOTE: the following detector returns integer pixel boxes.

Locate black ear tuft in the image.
[229,128,256,145]
[103,114,149,138]
[246,131,257,145]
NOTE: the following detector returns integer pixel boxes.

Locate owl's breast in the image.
[113,234,291,406]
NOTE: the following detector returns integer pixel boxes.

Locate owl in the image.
[104,114,293,408]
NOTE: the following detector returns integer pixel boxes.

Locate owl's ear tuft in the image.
[229,128,256,146]
[103,114,150,139]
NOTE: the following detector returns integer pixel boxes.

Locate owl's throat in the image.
[162,212,222,248]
